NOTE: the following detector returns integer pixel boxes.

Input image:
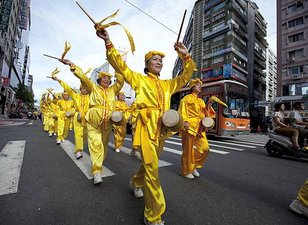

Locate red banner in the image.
[1,77,10,87]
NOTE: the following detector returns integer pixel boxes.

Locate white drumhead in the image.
[162,109,180,128]
[202,117,214,128]
[65,112,71,117]
[111,111,123,123]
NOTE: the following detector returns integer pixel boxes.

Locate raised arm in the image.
[49,75,77,100]
[59,59,94,93]
[110,72,124,94]
[96,28,141,89]
[170,42,196,93]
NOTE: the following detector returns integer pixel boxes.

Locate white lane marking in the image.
[125,138,229,155]
[110,141,173,167]
[208,140,256,148]
[0,141,26,196]
[60,140,115,179]
[221,139,265,146]
[208,143,244,151]
[163,147,229,155]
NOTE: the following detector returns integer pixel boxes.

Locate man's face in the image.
[300,103,305,110]
[118,93,125,101]
[80,87,88,95]
[146,55,163,75]
[62,93,69,100]
[99,75,111,88]
[192,83,201,94]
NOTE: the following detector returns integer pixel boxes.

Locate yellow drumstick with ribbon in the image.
[84,68,92,76]
[46,67,60,79]
[61,41,71,60]
[209,96,228,107]
[76,2,135,54]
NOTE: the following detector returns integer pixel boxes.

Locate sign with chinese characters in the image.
[0,0,13,32]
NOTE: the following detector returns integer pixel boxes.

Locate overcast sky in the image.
[29,0,276,101]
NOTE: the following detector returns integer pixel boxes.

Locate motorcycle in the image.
[265,131,308,158]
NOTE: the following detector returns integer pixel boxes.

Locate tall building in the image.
[263,47,277,118]
[172,0,268,129]
[277,0,308,98]
[0,0,31,112]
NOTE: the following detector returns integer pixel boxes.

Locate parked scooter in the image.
[265,131,308,158]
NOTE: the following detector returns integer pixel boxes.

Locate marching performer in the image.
[56,91,75,144]
[96,28,195,225]
[59,59,124,185]
[178,78,216,179]
[50,75,90,159]
[113,92,129,153]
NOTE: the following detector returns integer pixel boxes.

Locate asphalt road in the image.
[0,119,307,225]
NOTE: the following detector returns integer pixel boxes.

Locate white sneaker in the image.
[48,133,52,137]
[144,217,164,225]
[192,169,200,178]
[93,173,103,185]
[61,139,65,143]
[182,173,194,179]
[56,140,61,145]
[290,199,308,217]
[129,180,143,198]
[53,133,57,136]
[76,151,83,159]
[115,148,120,153]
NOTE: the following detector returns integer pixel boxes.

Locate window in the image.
[212,34,224,43]
[212,21,225,32]
[288,48,304,58]
[288,32,304,43]
[212,56,224,64]
[288,17,304,28]
[288,65,303,75]
[213,2,225,12]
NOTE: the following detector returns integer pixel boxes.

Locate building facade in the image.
[277,0,308,98]
[0,0,31,114]
[172,0,268,129]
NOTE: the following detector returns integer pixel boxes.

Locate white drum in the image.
[65,111,73,117]
[201,117,215,128]
[111,111,124,126]
[162,109,183,132]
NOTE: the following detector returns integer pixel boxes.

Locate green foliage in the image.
[15,83,34,107]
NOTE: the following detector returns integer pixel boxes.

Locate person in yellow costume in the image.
[290,179,308,217]
[51,75,90,159]
[178,78,216,179]
[47,94,60,137]
[59,59,124,185]
[56,91,75,144]
[113,92,129,153]
[96,28,195,225]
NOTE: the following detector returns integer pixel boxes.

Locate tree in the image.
[15,83,34,110]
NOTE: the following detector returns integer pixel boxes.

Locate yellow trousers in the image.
[131,137,166,223]
[181,132,209,175]
[43,113,50,132]
[57,112,71,141]
[48,117,56,134]
[113,123,127,149]
[87,122,111,175]
[297,179,308,206]
[70,117,74,130]
[73,113,87,153]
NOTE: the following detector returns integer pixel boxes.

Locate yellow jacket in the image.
[178,93,216,137]
[106,46,196,163]
[70,65,124,129]
[59,80,89,126]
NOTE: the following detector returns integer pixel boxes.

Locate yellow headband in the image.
[189,78,202,89]
[145,51,165,63]
[98,71,112,79]
[62,91,68,95]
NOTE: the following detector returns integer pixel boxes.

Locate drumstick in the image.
[176,9,187,43]
[43,54,61,61]
[76,1,96,24]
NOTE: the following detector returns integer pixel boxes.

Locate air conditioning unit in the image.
[292,73,303,79]
[289,56,295,61]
